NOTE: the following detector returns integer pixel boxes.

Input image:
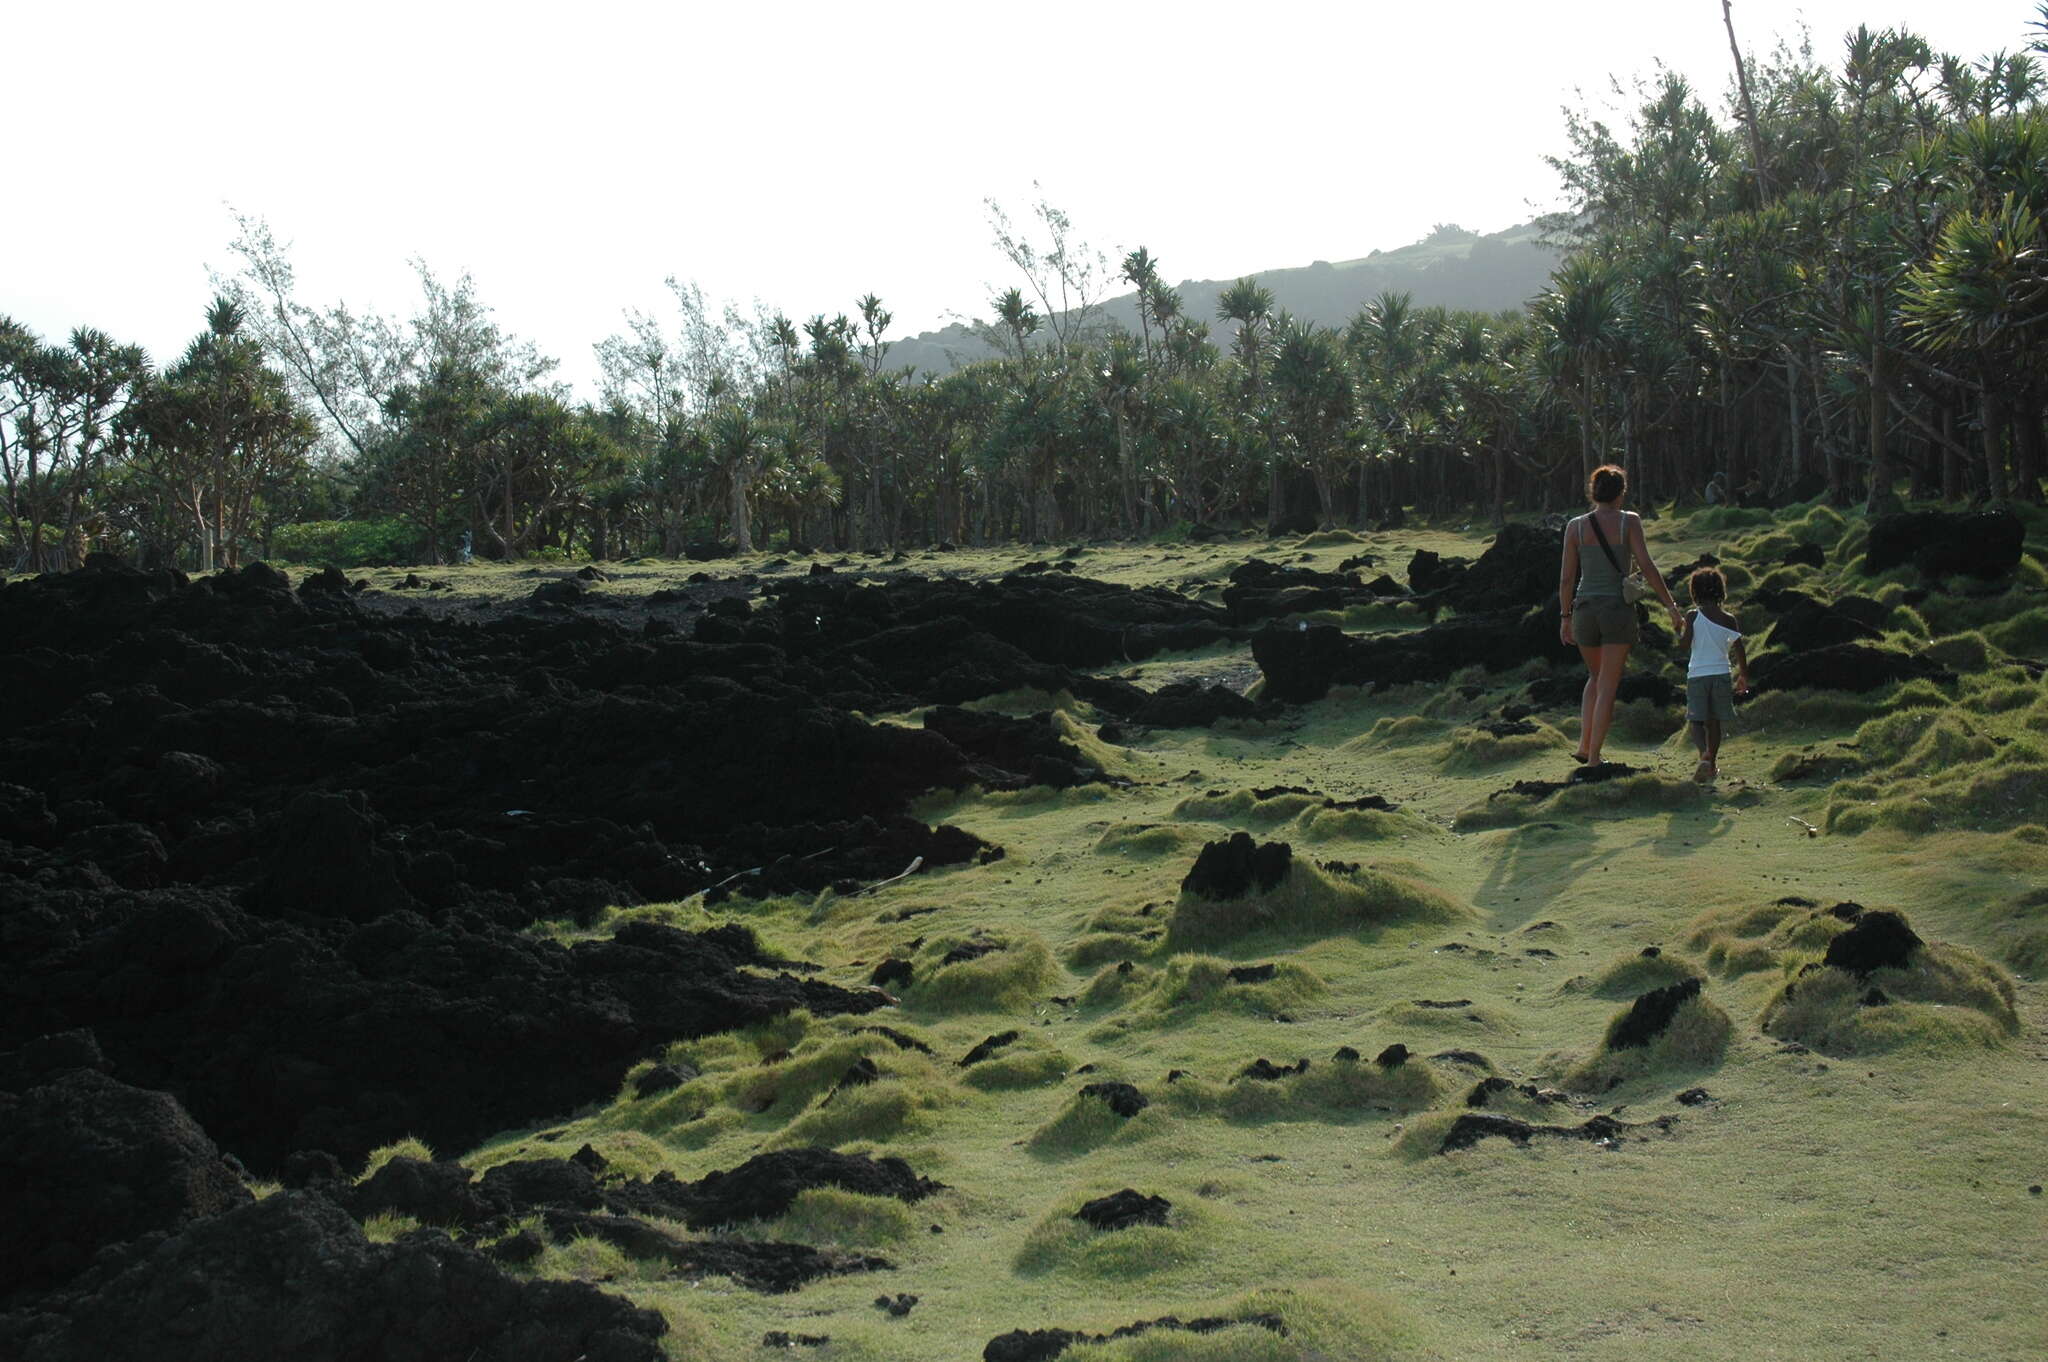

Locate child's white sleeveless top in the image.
[1688,613,1740,677]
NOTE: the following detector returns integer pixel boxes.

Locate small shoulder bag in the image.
[1587,513,1650,603]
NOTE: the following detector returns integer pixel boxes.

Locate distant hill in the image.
[886,222,1562,375]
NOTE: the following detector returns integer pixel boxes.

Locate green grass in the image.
[367,525,2048,1362]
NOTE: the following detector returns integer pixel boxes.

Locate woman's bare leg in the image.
[1575,644,1602,760]
[1583,644,1632,762]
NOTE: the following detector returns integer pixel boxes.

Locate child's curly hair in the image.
[1688,566,1727,606]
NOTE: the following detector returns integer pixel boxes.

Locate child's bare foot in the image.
[1692,759,1716,784]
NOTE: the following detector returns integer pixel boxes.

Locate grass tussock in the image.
[1096,821,1215,857]
[908,932,1060,1012]
[1292,805,1426,843]
[1562,991,1732,1092]
[1158,1054,1445,1123]
[1171,787,1326,826]
[1167,860,1464,949]
[762,1187,918,1248]
[1345,714,1447,750]
[1013,1197,1215,1279]
[1454,771,1703,832]
[1574,949,1706,999]
[960,1038,1074,1091]
[1684,901,1807,976]
[1122,954,1327,1025]
[1439,722,1565,772]
[1053,1282,1420,1362]
[768,1075,952,1150]
[357,1136,434,1181]
[1760,944,2020,1055]
[1067,931,1159,970]
[1027,1089,1171,1157]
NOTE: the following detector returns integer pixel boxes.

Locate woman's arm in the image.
[1628,513,1685,631]
[1558,520,1579,644]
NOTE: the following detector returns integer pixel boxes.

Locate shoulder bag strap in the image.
[1586,512,1625,576]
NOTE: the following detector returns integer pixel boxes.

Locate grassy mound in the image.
[1454,771,1704,831]
[906,931,1060,1012]
[1760,945,2020,1056]
[1167,859,1465,949]
[1562,984,1733,1091]
[1572,948,1706,999]
[1013,1195,1216,1279]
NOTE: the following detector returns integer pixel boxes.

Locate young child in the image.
[1678,567,1751,784]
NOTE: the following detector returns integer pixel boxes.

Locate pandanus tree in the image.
[710,406,765,552]
[1095,335,1150,533]
[1902,193,2048,502]
[127,297,314,571]
[1532,255,1630,480]
[1269,316,1357,527]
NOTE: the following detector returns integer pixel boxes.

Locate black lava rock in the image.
[1605,977,1704,1050]
[1077,1082,1148,1118]
[1823,910,1923,976]
[1181,833,1292,900]
[1074,1189,1171,1231]
[1865,509,2024,579]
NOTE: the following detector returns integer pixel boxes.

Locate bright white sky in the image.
[3,1,2033,396]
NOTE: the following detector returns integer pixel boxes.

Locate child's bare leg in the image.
[1704,719,1722,766]
[1689,721,1706,754]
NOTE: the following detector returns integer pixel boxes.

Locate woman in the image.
[1558,465,1684,767]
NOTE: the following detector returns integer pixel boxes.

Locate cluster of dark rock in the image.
[0,1065,671,1362]
[985,1311,1287,1362]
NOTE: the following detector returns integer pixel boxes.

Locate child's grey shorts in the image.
[1687,673,1736,722]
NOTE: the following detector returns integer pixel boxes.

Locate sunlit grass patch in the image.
[1453,771,1703,831]
[1345,714,1448,749]
[1171,787,1325,825]
[362,1210,421,1243]
[1027,1088,1173,1156]
[1096,821,1215,857]
[960,1036,1073,1091]
[769,1075,953,1150]
[357,1136,434,1181]
[1438,721,1565,771]
[1292,804,1430,843]
[760,1186,918,1248]
[907,931,1059,1012]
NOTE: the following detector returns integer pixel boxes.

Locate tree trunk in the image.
[1981,387,2010,502]
[2012,391,2045,503]
[1866,302,1893,511]
[731,464,753,554]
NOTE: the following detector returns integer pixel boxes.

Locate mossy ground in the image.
[374,509,2046,1361]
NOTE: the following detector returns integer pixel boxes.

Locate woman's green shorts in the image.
[1572,597,1638,646]
[1687,674,1736,722]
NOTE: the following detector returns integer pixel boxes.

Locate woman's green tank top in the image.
[1576,512,1632,599]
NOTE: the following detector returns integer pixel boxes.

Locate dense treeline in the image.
[7,14,2048,571]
